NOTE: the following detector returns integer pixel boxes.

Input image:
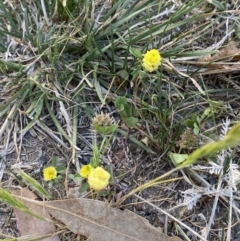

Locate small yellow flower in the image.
[80,164,94,178]
[142,49,161,72]
[43,166,57,181]
[88,167,111,191]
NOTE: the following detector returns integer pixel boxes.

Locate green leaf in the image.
[118,103,125,113]
[68,174,75,179]
[93,124,118,135]
[118,69,129,80]
[0,42,6,52]
[206,0,224,10]
[184,114,200,130]
[79,182,89,193]
[124,117,138,128]
[21,95,45,133]
[68,173,82,182]
[91,142,100,168]
[193,122,200,135]
[130,48,142,59]
[56,166,66,173]
[55,175,63,180]
[115,96,132,117]
[169,152,188,166]
[234,23,240,38]
[115,96,127,110]
[52,156,59,167]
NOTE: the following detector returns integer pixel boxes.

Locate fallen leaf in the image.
[197,42,240,69]
[40,198,174,241]
[141,136,149,146]
[12,188,60,241]
[170,237,184,241]
[198,54,212,63]
[212,41,239,61]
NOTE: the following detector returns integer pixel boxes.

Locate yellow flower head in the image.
[142,49,161,72]
[80,164,94,178]
[88,167,111,191]
[43,166,57,181]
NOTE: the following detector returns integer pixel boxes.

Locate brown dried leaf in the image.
[41,198,176,241]
[12,188,60,241]
[212,42,240,61]
[197,54,212,63]
[207,63,232,69]
[197,42,240,69]
[170,237,184,241]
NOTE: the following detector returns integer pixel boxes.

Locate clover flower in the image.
[142,49,161,72]
[92,112,117,135]
[43,166,57,181]
[92,112,113,126]
[88,167,111,191]
[80,164,94,178]
[176,128,199,150]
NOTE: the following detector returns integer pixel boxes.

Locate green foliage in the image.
[184,99,223,135]
[78,182,89,193]
[130,48,142,59]
[93,123,118,135]
[91,142,100,168]
[0,187,47,220]
[51,156,59,168]
[68,172,82,182]
[169,153,189,166]
[18,170,52,200]
[21,93,45,133]
[54,0,84,21]
[184,114,201,135]
[115,96,138,128]
[0,0,223,150]
[201,99,223,120]
[116,121,240,206]
[180,122,240,168]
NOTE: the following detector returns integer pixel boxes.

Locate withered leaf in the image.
[212,41,240,61]
[198,54,212,63]
[42,198,176,241]
[197,42,240,69]
[13,188,60,241]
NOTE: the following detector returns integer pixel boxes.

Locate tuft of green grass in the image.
[0,0,227,154]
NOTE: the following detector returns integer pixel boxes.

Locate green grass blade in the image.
[0,187,47,220]
[18,170,52,200]
[45,99,79,149]
[0,2,18,30]
[21,94,45,133]
[180,122,240,167]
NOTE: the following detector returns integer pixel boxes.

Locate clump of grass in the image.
[0,0,226,153]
